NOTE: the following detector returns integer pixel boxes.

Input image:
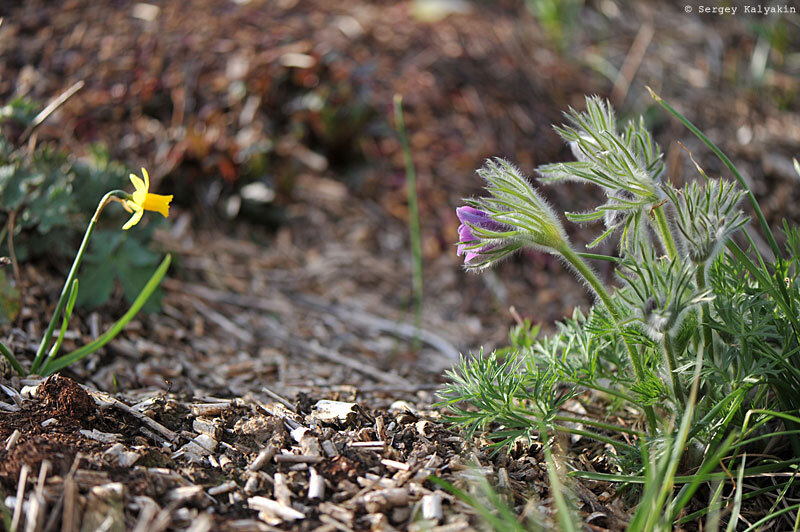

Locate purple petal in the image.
[456,206,490,225]
[464,250,481,264]
[457,226,495,264]
[458,223,475,242]
[463,243,497,265]
[457,224,475,256]
[456,206,503,231]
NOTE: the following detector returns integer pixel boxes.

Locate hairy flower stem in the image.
[695,263,717,363]
[30,190,128,374]
[559,245,658,435]
[652,204,678,260]
[662,333,686,407]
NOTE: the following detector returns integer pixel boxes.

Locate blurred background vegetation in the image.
[0,0,797,340]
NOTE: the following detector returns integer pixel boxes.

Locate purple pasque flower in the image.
[456,206,503,265]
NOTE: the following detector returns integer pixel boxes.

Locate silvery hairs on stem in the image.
[616,248,712,343]
[456,158,568,271]
[536,96,665,253]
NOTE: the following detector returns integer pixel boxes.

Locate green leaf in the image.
[0,270,20,325]
[27,186,72,232]
[0,97,40,125]
[118,261,163,313]
[0,165,33,210]
[74,260,116,310]
[44,279,80,365]
[428,475,534,532]
[76,230,162,311]
[564,209,604,222]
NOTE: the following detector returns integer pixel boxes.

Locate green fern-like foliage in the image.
[444,96,800,530]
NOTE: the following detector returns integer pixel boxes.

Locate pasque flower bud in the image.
[456,158,568,270]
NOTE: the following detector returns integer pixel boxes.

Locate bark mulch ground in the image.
[1,0,799,530]
[2,372,632,530]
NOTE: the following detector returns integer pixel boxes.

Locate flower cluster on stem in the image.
[453,97,750,436]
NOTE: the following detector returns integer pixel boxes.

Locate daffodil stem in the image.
[653,204,678,260]
[42,279,79,369]
[30,190,127,374]
[560,245,658,435]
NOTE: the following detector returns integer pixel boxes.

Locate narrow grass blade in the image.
[428,475,531,532]
[542,436,579,532]
[393,94,424,351]
[576,251,622,263]
[575,456,800,485]
[0,341,24,377]
[44,278,79,366]
[724,453,746,532]
[679,480,795,524]
[741,503,800,532]
[39,254,171,375]
[705,480,724,532]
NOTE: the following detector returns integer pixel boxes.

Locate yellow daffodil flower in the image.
[122,168,173,230]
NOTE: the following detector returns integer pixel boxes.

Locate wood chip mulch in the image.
[0,373,630,531]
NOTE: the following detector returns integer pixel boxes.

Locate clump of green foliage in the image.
[0,96,172,377]
[0,98,164,320]
[441,93,800,529]
[524,0,584,52]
